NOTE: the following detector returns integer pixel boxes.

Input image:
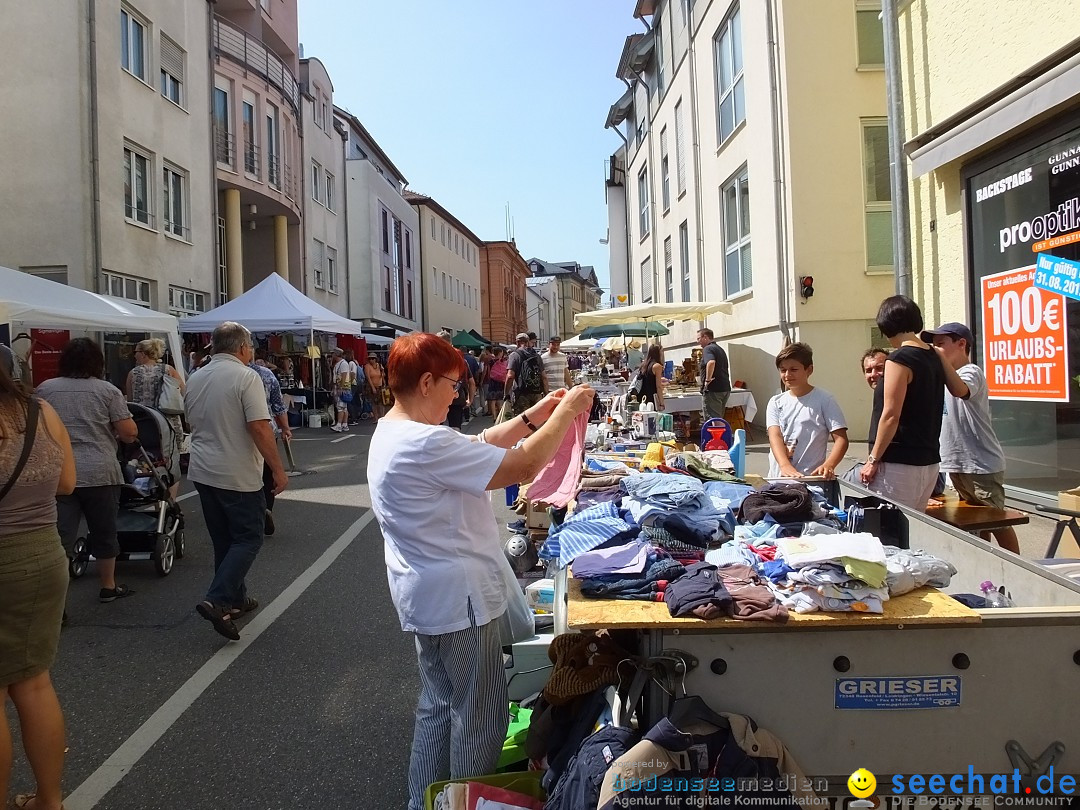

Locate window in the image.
[442,272,448,298]
[407,280,414,320]
[325,173,335,211]
[664,237,673,303]
[214,84,232,166]
[311,161,322,203]
[714,7,745,145]
[327,246,338,292]
[120,8,147,82]
[679,221,691,301]
[656,22,666,97]
[168,286,207,317]
[312,89,323,131]
[862,120,893,271]
[266,102,280,187]
[721,169,752,296]
[321,100,330,133]
[638,166,650,239]
[162,164,188,239]
[442,224,447,246]
[160,35,184,106]
[242,99,257,176]
[123,145,152,226]
[675,99,686,196]
[104,271,151,305]
[384,267,392,311]
[641,257,654,304]
[382,208,390,253]
[660,127,670,211]
[431,216,436,239]
[856,3,886,68]
[312,239,325,288]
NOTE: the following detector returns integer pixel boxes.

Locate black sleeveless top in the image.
[639,362,658,401]
[868,345,944,466]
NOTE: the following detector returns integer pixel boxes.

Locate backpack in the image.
[513,348,544,395]
[489,357,508,384]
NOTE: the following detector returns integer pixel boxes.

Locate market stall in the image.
[0,264,186,382]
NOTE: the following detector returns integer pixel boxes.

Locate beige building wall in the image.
[413,204,482,335]
[899,0,1080,326]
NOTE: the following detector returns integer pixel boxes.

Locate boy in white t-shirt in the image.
[766,342,849,479]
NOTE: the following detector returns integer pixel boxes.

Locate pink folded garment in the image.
[526,410,589,508]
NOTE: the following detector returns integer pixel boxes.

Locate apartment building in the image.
[0,0,215,322]
[898,0,1080,495]
[300,58,347,314]
[212,0,304,299]
[605,0,892,436]
[526,259,602,341]
[405,192,483,335]
[337,109,420,335]
[526,276,562,342]
[480,241,531,344]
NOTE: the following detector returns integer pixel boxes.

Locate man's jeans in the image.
[194,482,265,608]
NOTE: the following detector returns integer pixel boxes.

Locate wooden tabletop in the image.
[566,579,980,631]
[926,497,1030,531]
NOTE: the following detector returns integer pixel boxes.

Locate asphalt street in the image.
[7,416,511,810]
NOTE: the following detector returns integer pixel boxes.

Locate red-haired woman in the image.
[367,333,594,810]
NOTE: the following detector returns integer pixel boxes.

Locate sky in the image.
[298,0,639,302]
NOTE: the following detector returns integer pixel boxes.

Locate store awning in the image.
[451,330,486,349]
[579,322,670,340]
[574,301,732,330]
[907,49,1080,177]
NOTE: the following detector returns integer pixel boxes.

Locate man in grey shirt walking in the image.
[185,322,288,640]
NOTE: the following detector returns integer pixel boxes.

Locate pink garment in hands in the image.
[526,410,589,508]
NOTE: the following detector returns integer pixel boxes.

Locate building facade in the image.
[480,241,530,344]
[405,192,483,335]
[0,0,216,319]
[605,0,893,437]
[526,276,562,342]
[212,0,304,298]
[336,108,420,335]
[899,0,1080,496]
[299,58,347,314]
[526,259,601,341]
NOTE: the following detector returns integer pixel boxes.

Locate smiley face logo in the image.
[848,768,876,798]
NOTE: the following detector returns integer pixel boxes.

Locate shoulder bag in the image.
[0,398,40,504]
[155,366,186,415]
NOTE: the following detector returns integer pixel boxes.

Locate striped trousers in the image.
[407,617,508,810]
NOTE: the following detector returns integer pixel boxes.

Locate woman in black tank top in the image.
[637,343,665,410]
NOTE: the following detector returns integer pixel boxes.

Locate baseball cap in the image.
[921,322,975,347]
[516,332,529,342]
[527,331,538,341]
[549,335,562,343]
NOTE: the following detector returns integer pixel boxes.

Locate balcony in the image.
[213,15,300,116]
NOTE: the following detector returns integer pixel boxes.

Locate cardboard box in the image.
[1059,487,1080,513]
[527,501,551,530]
[525,578,555,612]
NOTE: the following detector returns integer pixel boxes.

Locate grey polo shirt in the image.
[185,353,271,492]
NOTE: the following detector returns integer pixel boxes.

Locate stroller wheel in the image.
[69,537,90,579]
[154,532,175,577]
[174,527,186,559]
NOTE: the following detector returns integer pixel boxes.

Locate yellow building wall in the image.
[899,0,1080,325]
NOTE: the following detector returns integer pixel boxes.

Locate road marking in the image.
[63,510,378,810]
[176,491,197,503]
[330,433,357,443]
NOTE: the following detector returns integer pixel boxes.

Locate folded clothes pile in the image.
[620,473,732,553]
[539,502,639,569]
[575,465,632,510]
[579,557,685,601]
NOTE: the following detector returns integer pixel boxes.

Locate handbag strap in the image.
[0,398,40,504]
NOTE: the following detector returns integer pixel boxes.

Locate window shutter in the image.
[641,257,654,302]
[160,35,184,81]
[675,101,686,193]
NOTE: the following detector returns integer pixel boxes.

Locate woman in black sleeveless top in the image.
[637,343,665,411]
[861,296,967,511]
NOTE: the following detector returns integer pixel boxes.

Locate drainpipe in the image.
[629,66,659,306]
[882,0,912,296]
[687,6,707,320]
[207,1,220,304]
[335,121,351,319]
[765,0,793,342]
[88,0,102,294]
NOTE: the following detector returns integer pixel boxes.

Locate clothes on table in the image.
[621,473,707,510]
[738,481,815,525]
[579,557,685,601]
[540,501,638,568]
[716,564,789,622]
[571,540,649,579]
[775,532,886,569]
[665,562,733,619]
[884,546,956,596]
[574,488,623,510]
[664,450,737,481]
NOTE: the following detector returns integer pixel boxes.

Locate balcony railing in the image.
[215,131,235,167]
[213,15,300,116]
[267,153,281,190]
[244,141,260,178]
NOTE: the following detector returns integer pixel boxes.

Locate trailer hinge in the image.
[1006,740,1066,782]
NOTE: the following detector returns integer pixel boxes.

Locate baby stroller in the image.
[68,403,186,578]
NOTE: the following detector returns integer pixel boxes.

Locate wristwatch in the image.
[866,454,879,464]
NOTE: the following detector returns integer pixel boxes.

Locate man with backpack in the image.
[503,332,545,419]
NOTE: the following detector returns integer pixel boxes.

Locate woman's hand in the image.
[532,388,571,420]
[810,464,836,480]
[553,384,595,417]
[860,459,879,485]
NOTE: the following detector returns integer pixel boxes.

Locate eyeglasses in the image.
[439,375,464,393]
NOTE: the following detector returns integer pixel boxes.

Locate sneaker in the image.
[342,424,350,431]
[99,584,135,603]
[264,509,276,536]
[331,424,344,432]
[196,601,240,641]
[506,519,527,532]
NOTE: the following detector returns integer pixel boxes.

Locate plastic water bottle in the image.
[980,580,1014,608]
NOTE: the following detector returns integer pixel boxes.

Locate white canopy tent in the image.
[0,265,186,380]
[574,301,733,329]
[560,334,602,351]
[178,273,390,343]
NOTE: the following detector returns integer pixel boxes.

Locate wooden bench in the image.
[926,496,1029,533]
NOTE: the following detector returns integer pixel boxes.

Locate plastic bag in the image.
[495,557,535,646]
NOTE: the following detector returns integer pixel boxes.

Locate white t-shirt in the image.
[766,387,847,478]
[939,363,1006,474]
[367,419,509,635]
[333,358,351,388]
[541,349,568,391]
[348,360,359,387]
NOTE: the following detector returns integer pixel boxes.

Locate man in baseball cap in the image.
[921,321,1018,553]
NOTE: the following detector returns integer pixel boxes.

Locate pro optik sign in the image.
[968,127,1079,402]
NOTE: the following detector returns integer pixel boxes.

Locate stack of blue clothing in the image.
[620,474,739,553]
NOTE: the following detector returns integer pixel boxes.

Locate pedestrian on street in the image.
[860,297,967,511]
[486,347,508,419]
[347,350,363,424]
[923,322,1020,553]
[36,338,139,603]
[364,354,386,422]
[250,350,292,537]
[0,350,75,810]
[125,337,186,500]
[185,322,288,641]
[330,348,351,433]
[696,328,732,419]
[367,332,595,810]
[501,332,545,421]
[541,336,572,394]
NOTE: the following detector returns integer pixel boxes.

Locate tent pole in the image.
[310,327,316,427]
